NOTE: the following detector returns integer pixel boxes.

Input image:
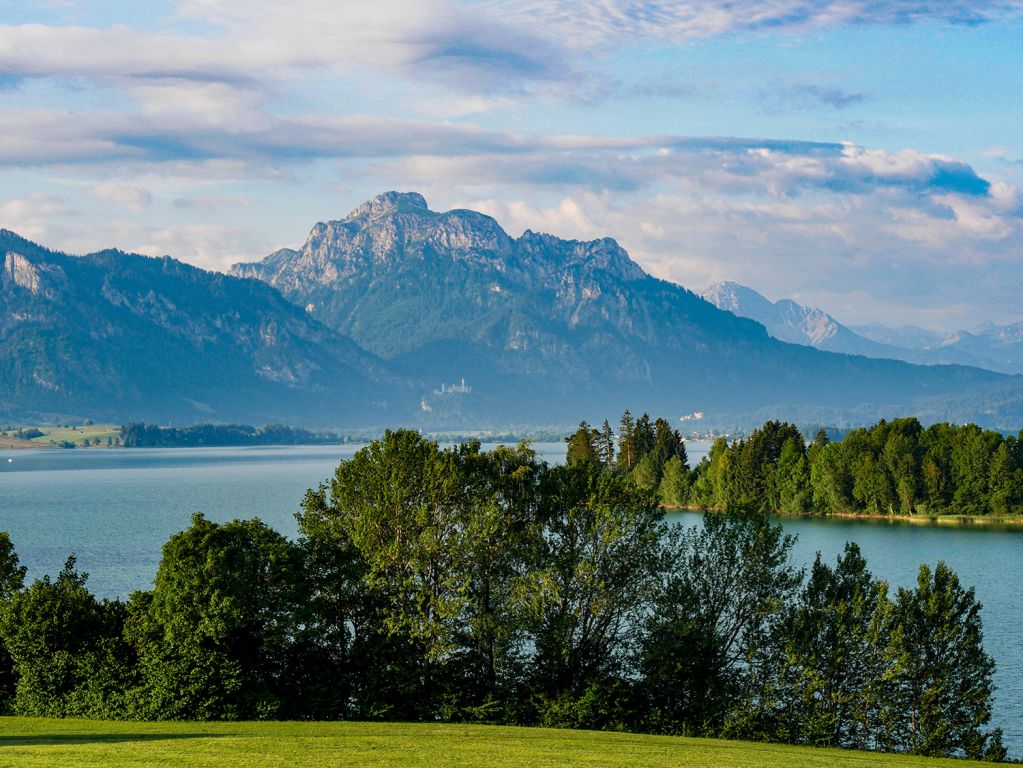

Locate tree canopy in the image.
[687,417,1023,518]
[0,422,1008,760]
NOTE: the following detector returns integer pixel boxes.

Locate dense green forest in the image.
[0,429,1007,760]
[568,413,1023,517]
[117,422,352,447]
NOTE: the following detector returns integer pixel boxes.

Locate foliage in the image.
[772,544,889,749]
[0,556,128,718]
[0,532,26,603]
[119,422,341,448]
[297,430,546,721]
[124,514,311,720]
[657,455,690,506]
[522,464,663,708]
[638,513,801,736]
[0,531,28,712]
[689,417,1023,517]
[887,563,1005,760]
[564,421,601,468]
[0,429,1006,761]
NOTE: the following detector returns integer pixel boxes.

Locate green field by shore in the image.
[0,719,1001,768]
[0,423,120,448]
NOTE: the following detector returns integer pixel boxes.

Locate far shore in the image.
[664,504,1023,529]
[0,437,52,450]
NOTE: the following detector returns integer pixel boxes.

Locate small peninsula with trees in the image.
[569,412,1023,520]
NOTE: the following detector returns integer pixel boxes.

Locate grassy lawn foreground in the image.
[0,718,999,768]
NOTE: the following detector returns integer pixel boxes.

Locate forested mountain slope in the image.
[0,230,403,426]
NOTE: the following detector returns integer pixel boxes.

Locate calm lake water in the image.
[1,440,1019,754]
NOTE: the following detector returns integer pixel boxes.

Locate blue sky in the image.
[1,0,1021,330]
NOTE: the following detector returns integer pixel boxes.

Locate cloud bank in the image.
[483,1,1023,47]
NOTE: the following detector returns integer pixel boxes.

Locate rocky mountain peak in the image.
[703,281,843,347]
[2,247,70,301]
[517,230,645,282]
[702,281,768,314]
[344,191,429,222]
[4,251,42,294]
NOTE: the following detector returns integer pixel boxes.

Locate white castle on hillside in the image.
[435,378,472,395]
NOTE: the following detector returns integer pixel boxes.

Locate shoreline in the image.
[663,504,1023,529]
[0,438,53,451]
[795,510,1023,527]
[1,437,560,452]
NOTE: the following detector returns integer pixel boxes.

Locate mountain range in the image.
[233,192,1021,429]
[702,281,1023,375]
[0,229,404,426]
[3,192,1022,431]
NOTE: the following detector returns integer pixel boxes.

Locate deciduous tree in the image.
[888,562,1004,760]
[126,515,310,720]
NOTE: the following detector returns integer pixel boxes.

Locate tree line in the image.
[569,412,1023,517]
[690,418,1023,517]
[0,429,1006,760]
[118,422,349,448]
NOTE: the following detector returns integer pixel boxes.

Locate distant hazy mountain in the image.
[701,280,1023,376]
[701,281,901,357]
[926,322,1023,375]
[0,230,404,426]
[232,192,1022,429]
[860,320,1023,376]
[848,323,944,351]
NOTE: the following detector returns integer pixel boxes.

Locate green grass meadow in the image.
[0,423,121,448]
[0,719,999,768]
[28,424,121,447]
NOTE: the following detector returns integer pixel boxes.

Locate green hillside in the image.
[0,719,998,768]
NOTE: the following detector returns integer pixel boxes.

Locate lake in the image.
[0,442,591,598]
[1,440,1019,754]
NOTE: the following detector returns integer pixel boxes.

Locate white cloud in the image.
[138,224,269,272]
[124,79,269,129]
[1,193,267,272]
[467,195,606,240]
[404,93,524,119]
[355,136,1000,205]
[0,24,270,80]
[759,81,867,113]
[0,111,137,165]
[481,1,1023,48]
[0,110,531,167]
[89,182,153,212]
[4,127,1021,329]
[0,193,76,243]
[0,1,564,101]
[172,195,252,211]
[891,195,1016,247]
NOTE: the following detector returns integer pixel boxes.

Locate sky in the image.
[1,1,1022,331]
